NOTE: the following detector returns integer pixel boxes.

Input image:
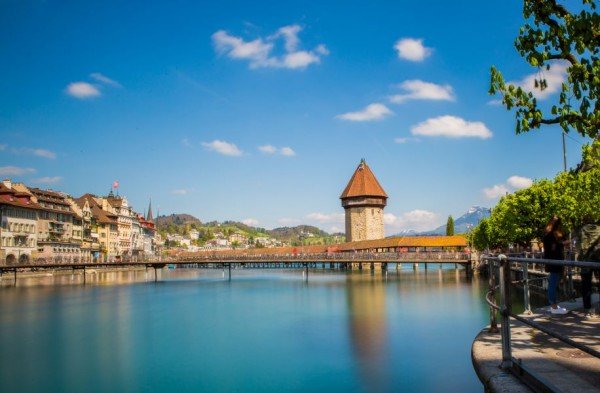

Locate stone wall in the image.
[345,206,384,242]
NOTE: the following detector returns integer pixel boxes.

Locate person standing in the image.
[578,221,600,319]
[543,216,568,314]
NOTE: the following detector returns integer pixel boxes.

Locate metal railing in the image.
[182,251,470,262]
[483,255,600,392]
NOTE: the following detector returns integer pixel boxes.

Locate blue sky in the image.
[0,0,590,233]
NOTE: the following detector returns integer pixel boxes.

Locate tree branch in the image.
[546,52,578,65]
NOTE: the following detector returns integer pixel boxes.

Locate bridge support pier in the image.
[413,263,418,270]
[424,263,428,271]
[228,263,232,281]
[154,267,158,282]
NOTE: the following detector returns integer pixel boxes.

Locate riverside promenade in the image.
[472,295,600,392]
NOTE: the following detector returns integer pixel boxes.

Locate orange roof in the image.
[179,235,467,259]
[340,159,387,199]
[336,235,467,251]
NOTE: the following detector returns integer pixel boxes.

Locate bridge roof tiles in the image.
[179,235,467,259]
[335,235,467,251]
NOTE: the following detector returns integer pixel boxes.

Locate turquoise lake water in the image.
[0,266,492,392]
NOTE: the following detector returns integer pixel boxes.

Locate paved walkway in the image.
[472,295,600,392]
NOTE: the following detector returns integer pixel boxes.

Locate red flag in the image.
[113,180,119,189]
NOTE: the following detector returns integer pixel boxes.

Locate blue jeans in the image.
[548,271,561,305]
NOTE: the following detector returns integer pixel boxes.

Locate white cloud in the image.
[507,175,533,189]
[306,212,344,224]
[280,147,296,156]
[336,103,393,122]
[510,62,568,100]
[411,115,492,139]
[212,30,273,67]
[389,80,455,103]
[0,144,6,151]
[212,24,328,70]
[242,218,260,226]
[394,137,419,144]
[483,175,534,199]
[282,50,321,69]
[65,82,100,99]
[258,145,277,154]
[201,140,243,156]
[182,138,193,147]
[394,38,432,62]
[0,166,36,176]
[329,226,343,233]
[273,24,302,52]
[259,145,296,156]
[172,189,188,195]
[32,176,62,184]
[384,210,440,232]
[483,184,509,199]
[31,149,56,159]
[11,147,57,159]
[90,73,122,88]
[487,99,503,106]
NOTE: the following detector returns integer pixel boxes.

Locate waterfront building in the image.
[189,228,199,240]
[30,187,81,262]
[131,213,143,260]
[229,232,248,245]
[340,159,387,242]
[70,196,101,262]
[98,193,134,259]
[78,194,119,261]
[139,216,155,258]
[0,179,39,264]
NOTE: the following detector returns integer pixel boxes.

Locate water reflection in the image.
[0,266,488,393]
[346,271,390,392]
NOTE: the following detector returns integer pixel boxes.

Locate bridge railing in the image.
[0,251,470,268]
[482,254,600,391]
[181,251,470,262]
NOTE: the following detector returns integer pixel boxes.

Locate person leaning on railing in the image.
[543,216,568,315]
[577,217,600,319]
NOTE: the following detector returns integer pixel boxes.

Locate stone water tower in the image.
[340,159,388,242]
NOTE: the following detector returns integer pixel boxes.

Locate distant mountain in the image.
[156,214,202,228]
[156,215,342,244]
[268,225,331,242]
[387,229,419,238]
[425,206,491,235]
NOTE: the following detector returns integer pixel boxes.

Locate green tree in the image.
[489,0,600,138]
[446,215,455,236]
[469,145,600,251]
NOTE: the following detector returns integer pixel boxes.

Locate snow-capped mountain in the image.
[389,206,491,237]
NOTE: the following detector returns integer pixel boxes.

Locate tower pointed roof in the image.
[340,159,388,199]
[146,199,153,222]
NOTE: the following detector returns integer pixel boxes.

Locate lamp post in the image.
[562,131,567,172]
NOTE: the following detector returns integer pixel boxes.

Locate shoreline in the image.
[0,265,149,280]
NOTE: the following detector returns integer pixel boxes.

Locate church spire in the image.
[146,199,153,222]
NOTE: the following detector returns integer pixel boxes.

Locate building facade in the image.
[0,180,39,264]
[30,187,81,263]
